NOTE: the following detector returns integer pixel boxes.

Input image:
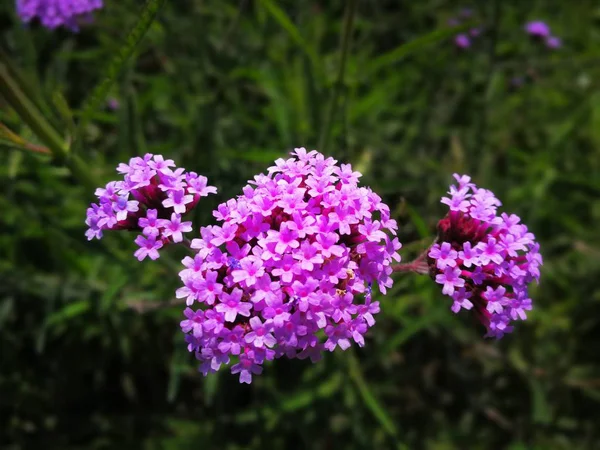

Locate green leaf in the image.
[346,351,400,441]
[404,202,431,240]
[530,378,552,425]
[45,300,91,327]
[0,56,69,159]
[52,91,76,139]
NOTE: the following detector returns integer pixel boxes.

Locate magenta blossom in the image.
[85,153,216,260]
[178,148,401,383]
[525,20,551,38]
[16,0,104,31]
[429,174,542,338]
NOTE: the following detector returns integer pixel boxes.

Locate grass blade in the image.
[346,350,404,446]
[259,0,319,67]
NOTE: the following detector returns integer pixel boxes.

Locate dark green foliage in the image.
[1,1,600,448]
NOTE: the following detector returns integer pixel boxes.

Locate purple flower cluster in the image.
[178,148,401,383]
[525,20,561,49]
[16,0,103,31]
[447,8,482,49]
[85,154,217,260]
[428,174,542,338]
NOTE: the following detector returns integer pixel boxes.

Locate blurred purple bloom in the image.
[459,8,473,18]
[107,98,120,110]
[454,34,471,49]
[16,0,103,31]
[510,76,525,89]
[525,20,551,38]
[545,36,561,49]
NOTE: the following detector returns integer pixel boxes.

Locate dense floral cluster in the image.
[16,0,103,31]
[178,148,401,383]
[525,20,561,49]
[85,154,216,260]
[428,174,542,338]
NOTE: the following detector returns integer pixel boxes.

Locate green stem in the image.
[318,0,357,154]
[0,61,99,191]
[0,61,69,159]
[74,0,167,149]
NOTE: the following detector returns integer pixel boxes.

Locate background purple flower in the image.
[545,36,562,49]
[454,34,471,49]
[16,0,104,31]
[525,20,551,38]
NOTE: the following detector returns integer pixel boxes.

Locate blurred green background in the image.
[1,1,600,449]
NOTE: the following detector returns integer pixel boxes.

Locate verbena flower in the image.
[454,34,471,49]
[16,0,104,31]
[545,36,561,49]
[525,21,551,38]
[525,20,561,50]
[85,154,216,260]
[178,148,401,383]
[428,174,542,338]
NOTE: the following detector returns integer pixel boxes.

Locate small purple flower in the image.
[138,209,160,237]
[113,196,139,222]
[163,189,194,215]
[476,237,504,265]
[429,242,458,270]
[435,267,465,296]
[215,289,252,322]
[180,308,204,338]
[231,257,265,287]
[324,324,351,351]
[245,317,276,348]
[134,234,163,261]
[231,352,263,384]
[148,155,175,173]
[451,288,473,313]
[458,241,479,267]
[158,213,192,243]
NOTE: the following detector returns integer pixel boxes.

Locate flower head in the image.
[525,20,551,38]
[429,174,542,338]
[178,148,401,383]
[16,0,104,31]
[85,153,216,260]
[454,34,471,49]
[545,36,561,49]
